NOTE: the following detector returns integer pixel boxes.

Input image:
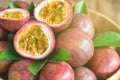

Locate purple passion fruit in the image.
[0,26,7,40]
[14,20,55,60]
[0,7,6,11]
[69,14,95,38]
[74,67,97,80]
[0,8,30,31]
[88,47,120,79]
[39,62,74,80]
[8,59,35,80]
[0,41,12,73]
[14,0,30,9]
[56,28,94,67]
[34,0,73,32]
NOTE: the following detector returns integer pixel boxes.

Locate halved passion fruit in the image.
[0,8,30,31]
[34,0,73,32]
[14,20,55,60]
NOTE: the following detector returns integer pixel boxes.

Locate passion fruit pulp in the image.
[0,8,30,31]
[34,0,73,32]
[14,20,55,60]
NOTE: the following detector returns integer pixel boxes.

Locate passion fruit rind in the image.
[0,8,30,31]
[8,59,35,80]
[0,41,12,73]
[14,20,55,60]
[34,0,73,32]
[14,0,30,9]
[69,14,95,39]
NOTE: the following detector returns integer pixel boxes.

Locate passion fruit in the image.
[34,0,73,32]
[0,26,7,40]
[14,0,30,9]
[8,59,35,80]
[0,8,30,31]
[69,14,95,38]
[56,28,94,67]
[39,62,74,80]
[88,47,120,79]
[14,20,55,60]
[74,67,97,80]
[0,41,12,73]
[0,7,6,11]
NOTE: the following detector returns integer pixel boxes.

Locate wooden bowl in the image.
[0,0,119,80]
[89,9,120,80]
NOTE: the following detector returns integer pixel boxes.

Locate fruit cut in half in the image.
[14,20,55,60]
[34,0,73,32]
[0,8,30,31]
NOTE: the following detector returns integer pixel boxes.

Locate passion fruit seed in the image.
[39,1,68,25]
[18,24,48,56]
[2,11,23,19]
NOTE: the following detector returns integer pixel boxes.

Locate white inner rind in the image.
[34,0,67,27]
[17,23,53,59]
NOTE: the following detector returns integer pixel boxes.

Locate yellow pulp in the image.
[39,1,68,25]
[18,25,48,56]
[2,11,23,19]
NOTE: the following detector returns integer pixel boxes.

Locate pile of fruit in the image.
[0,0,120,80]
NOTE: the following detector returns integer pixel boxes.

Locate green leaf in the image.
[8,33,14,45]
[74,0,87,14]
[28,2,35,16]
[8,0,20,8]
[28,59,48,75]
[0,47,22,60]
[48,48,71,62]
[27,48,71,75]
[94,32,120,47]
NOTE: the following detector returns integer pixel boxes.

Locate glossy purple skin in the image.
[39,62,74,80]
[88,47,120,79]
[8,59,35,80]
[69,14,94,39]
[56,28,94,67]
[74,67,97,80]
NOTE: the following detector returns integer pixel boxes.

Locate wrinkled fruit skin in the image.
[74,67,97,80]
[88,47,120,79]
[8,59,35,80]
[14,0,30,9]
[34,0,73,32]
[0,41,12,73]
[39,62,74,80]
[56,28,94,67]
[69,14,94,38]
[0,26,7,40]
[14,20,55,60]
[0,8,30,31]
